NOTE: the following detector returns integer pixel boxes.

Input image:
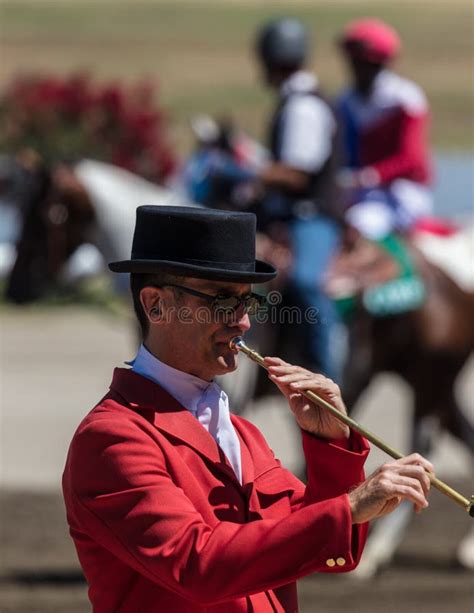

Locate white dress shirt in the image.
[278,70,336,174]
[127,344,242,483]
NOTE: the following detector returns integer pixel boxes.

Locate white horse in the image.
[1,157,193,289]
[64,159,192,290]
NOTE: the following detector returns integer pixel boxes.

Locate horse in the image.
[3,156,190,303]
[325,233,474,448]
[324,232,474,576]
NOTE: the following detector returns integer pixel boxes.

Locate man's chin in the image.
[215,346,238,373]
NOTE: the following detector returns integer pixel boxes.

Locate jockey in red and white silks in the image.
[336,18,433,240]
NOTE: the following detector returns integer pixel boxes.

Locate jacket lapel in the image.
[110,368,240,484]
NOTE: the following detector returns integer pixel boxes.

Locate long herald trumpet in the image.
[230,337,474,517]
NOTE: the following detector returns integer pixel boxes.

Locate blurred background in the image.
[0,1,473,612]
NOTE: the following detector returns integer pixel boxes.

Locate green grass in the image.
[1,0,473,150]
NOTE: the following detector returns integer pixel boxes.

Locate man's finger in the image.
[267,364,308,375]
[291,378,340,393]
[264,356,288,367]
[392,464,432,496]
[271,372,313,384]
[397,453,435,474]
[268,373,293,394]
[390,478,429,510]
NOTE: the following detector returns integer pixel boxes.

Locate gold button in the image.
[336,557,346,566]
[326,558,336,567]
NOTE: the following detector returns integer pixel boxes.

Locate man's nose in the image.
[228,308,251,332]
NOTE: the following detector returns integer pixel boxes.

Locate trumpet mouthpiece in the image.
[229,337,244,351]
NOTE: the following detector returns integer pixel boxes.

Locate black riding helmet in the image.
[256,17,310,70]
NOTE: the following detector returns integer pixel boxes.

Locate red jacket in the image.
[62,368,370,612]
[337,70,432,186]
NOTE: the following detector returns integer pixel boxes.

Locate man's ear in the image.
[140,286,166,325]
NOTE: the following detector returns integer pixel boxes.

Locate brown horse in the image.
[324,235,474,576]
[225,228,474,451]
[326,237,474,453]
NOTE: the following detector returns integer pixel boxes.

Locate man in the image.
[63,205,433,612]
[336,18,433,240]
[254,17,343,380]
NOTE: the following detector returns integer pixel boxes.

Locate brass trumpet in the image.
[230,336,474,517]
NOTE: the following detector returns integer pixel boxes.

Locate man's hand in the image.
[349,453,434,524]
[265,357,350,440]
[259,163,311,192]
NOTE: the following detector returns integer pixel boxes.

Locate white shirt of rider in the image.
[278,70,336,174]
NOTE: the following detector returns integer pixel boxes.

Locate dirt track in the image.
[1,307,473,612]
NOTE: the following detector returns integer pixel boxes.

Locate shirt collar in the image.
[280,70,318,98]
[127,344,217,414]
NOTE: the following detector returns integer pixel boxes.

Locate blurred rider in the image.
[255,17,343,380]
[336,18,433,240]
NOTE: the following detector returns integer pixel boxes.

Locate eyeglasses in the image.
[162,284,266,316]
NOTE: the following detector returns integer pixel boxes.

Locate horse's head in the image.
[4,155,95,303]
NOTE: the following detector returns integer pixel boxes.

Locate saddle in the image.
[325,232,425,318]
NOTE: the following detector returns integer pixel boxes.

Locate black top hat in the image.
[108,205,277,284]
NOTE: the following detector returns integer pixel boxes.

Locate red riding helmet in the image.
[340,18,400,64]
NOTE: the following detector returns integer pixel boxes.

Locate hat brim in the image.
[108,258,277,284]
